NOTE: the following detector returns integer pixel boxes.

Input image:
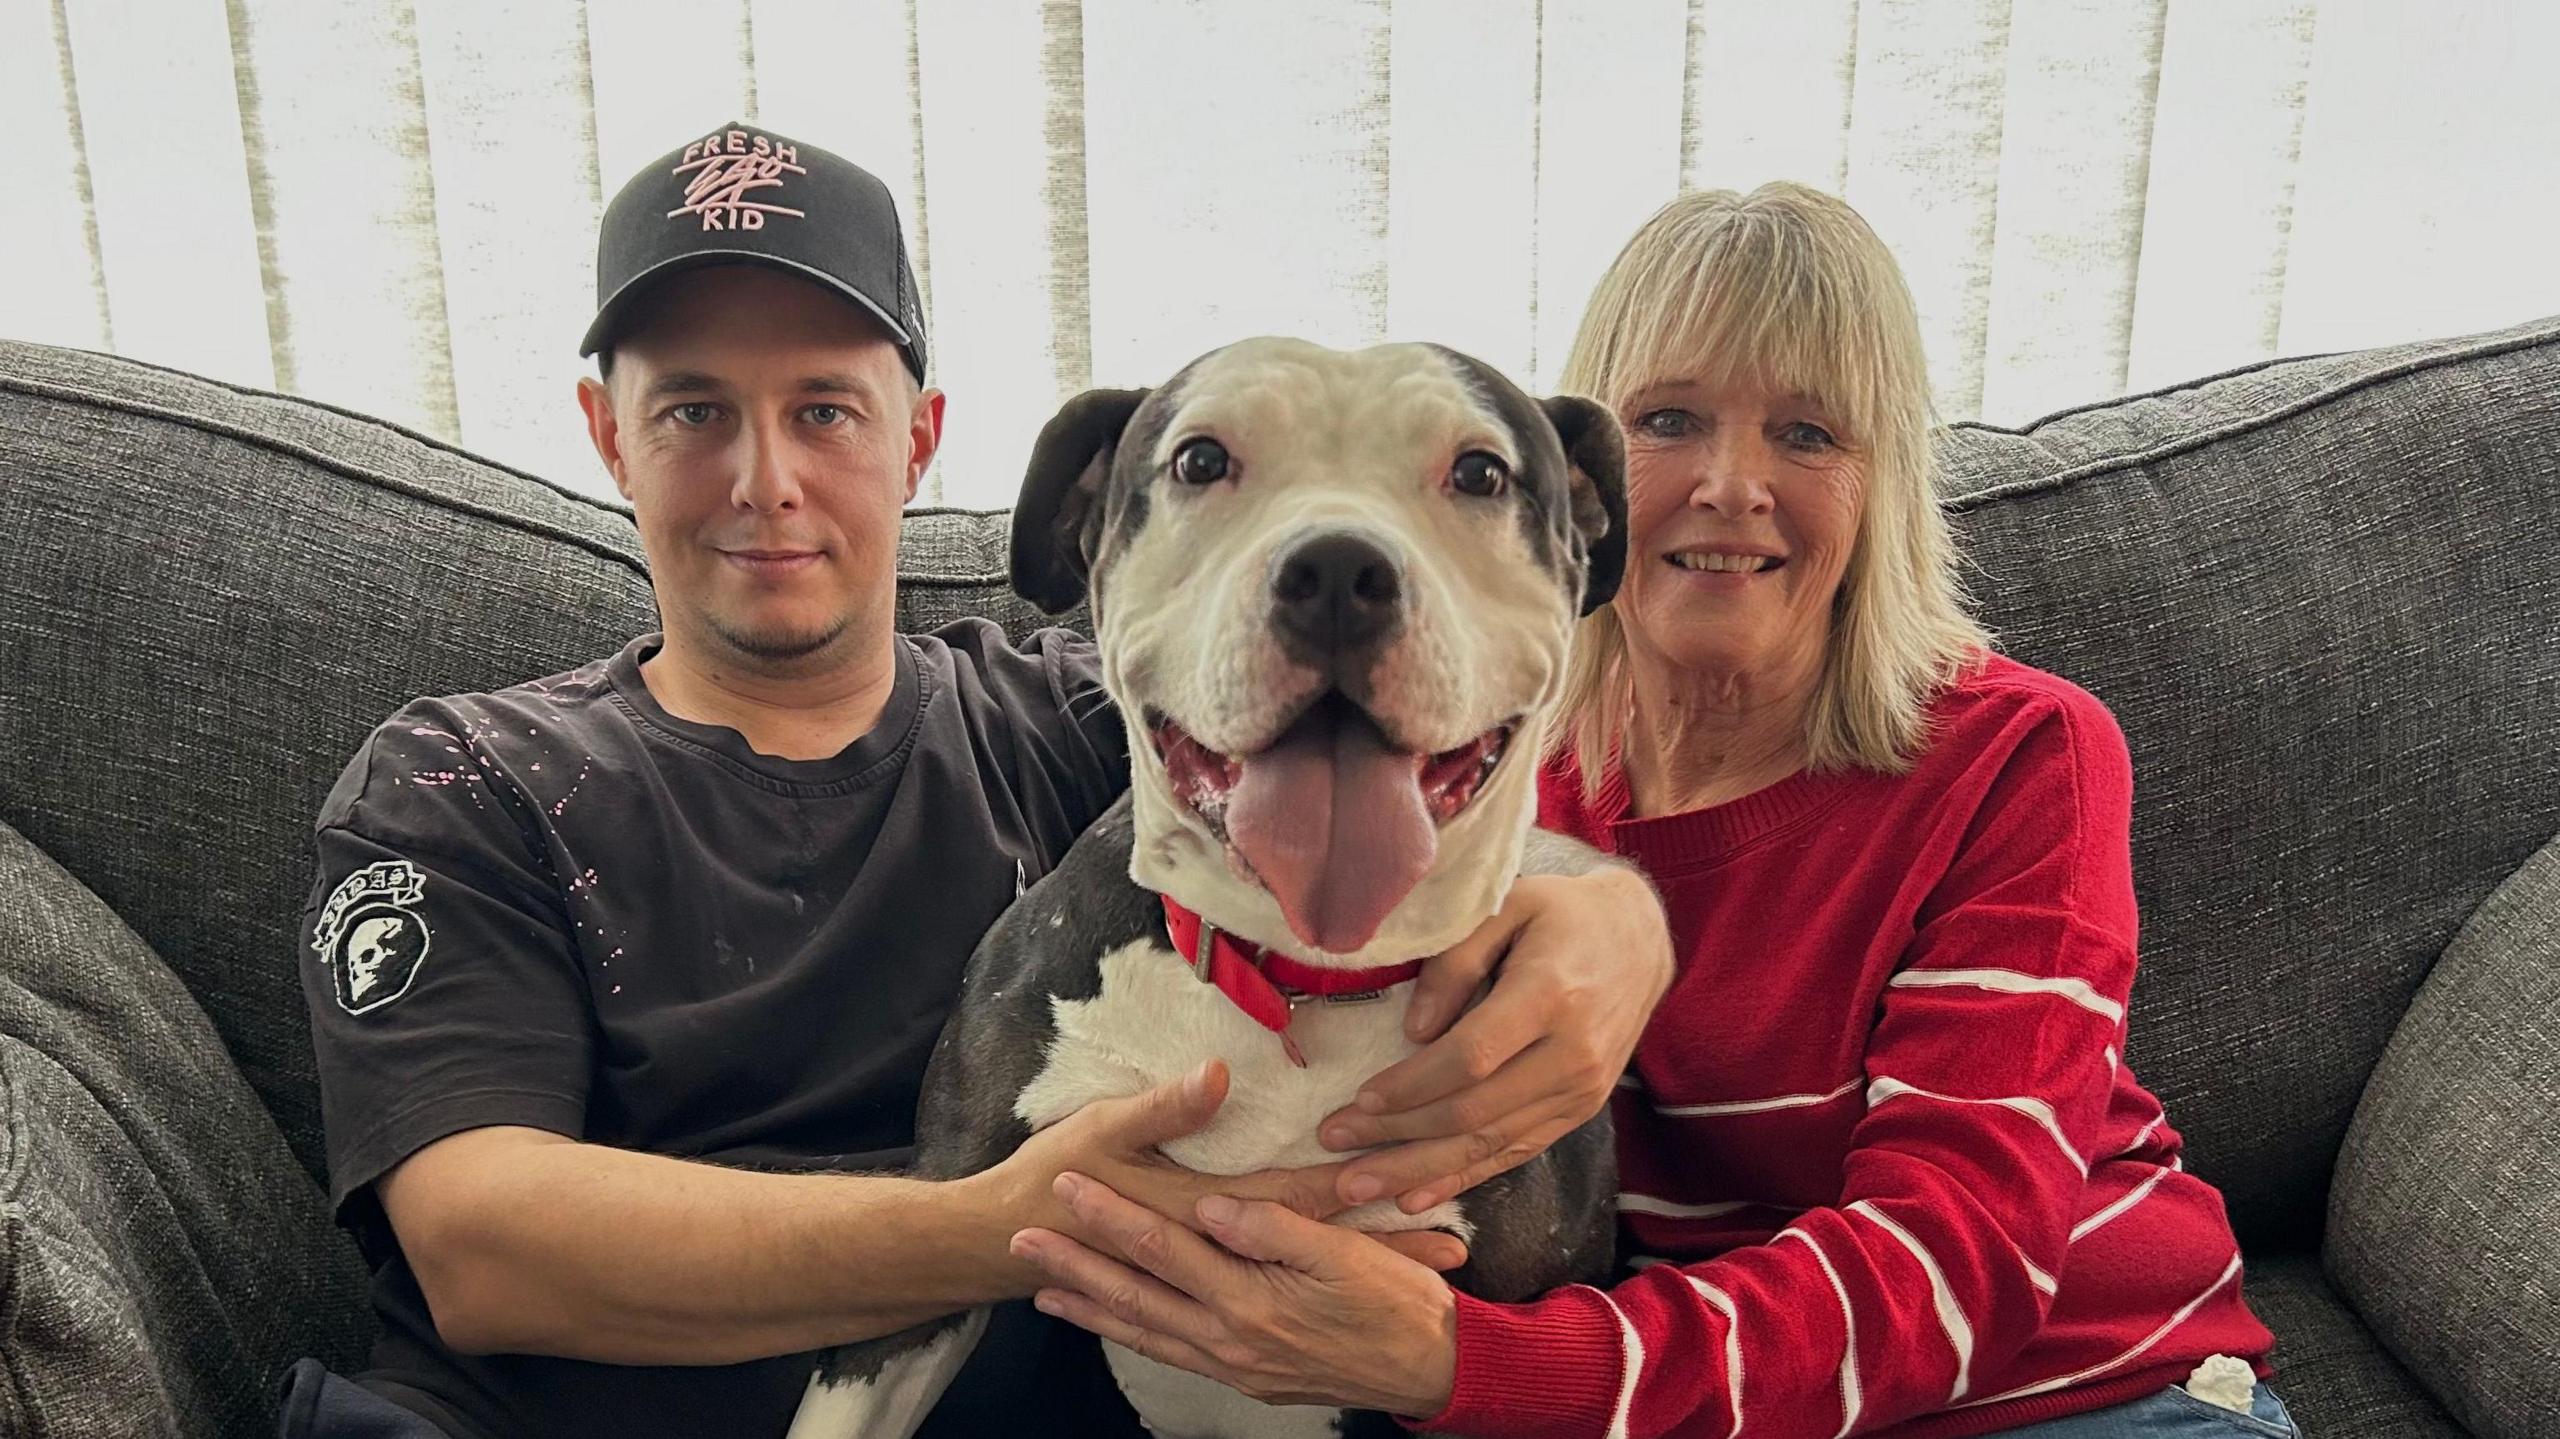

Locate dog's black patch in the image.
[911,799,1155,1180]
[1423,345,1627,615]
[1009,363,1198,622]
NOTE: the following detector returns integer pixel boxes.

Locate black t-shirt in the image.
[299,621,1132,1438]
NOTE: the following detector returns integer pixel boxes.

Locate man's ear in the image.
[1542,395,1629,615]
[904,387,946,505]
[576,376,631,500]
[1012,387,1150,613]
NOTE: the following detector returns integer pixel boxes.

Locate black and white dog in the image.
[790,338,1630,1438]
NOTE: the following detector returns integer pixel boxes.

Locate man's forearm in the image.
[398,1130,1038,1365]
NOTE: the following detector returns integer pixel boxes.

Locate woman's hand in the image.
[968,1062,1469,1291]
[1015,1172,1460,1417]
[1323,866,1672,1210]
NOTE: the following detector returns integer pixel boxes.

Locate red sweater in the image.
[1423,655,2273,1438]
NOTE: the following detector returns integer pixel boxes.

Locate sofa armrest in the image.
[2328,832,2560,1439]
[0,822,370,1439]
[3,1034,204,1438]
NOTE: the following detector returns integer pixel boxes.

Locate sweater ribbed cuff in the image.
[1406,1287,1625,1437]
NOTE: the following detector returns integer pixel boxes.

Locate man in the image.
[283,122,1669,1439]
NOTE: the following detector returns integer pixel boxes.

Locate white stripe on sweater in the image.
[1848,1201,1975,1401]
[1866,1076,2088,1176]
[1777,1229,1864,1439]
[2017,1248,2060,1296]
[2113,1111,2166,1159]
[1656,1078,1862,1117]
[1682,1274,1747,1439]
[1589,1284,1645,1439]
[2072,1164,2171,1243]
[1886,967,2124,1024]
[1958,1251,2243,1407]
[1617,1193,1794,1220]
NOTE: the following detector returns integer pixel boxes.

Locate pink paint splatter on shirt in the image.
[549,757,594,817]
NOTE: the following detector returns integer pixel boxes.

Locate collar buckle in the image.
[1190,916,1219,983]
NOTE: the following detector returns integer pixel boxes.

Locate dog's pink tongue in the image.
[1226,700,1435,954]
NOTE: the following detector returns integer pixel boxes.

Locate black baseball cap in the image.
[581,121,928,383]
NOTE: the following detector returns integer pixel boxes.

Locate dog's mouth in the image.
[1150,692,1517,953]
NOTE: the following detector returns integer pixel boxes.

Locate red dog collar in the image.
[1159,895,1425,1068]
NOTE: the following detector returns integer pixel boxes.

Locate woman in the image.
[1014,183,2290,1439]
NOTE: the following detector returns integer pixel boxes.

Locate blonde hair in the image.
[1553,182,1988,790]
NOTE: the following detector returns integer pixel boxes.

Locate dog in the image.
[788,337,1630,1438]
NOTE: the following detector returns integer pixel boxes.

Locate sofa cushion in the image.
[2248,1252,2468,1438]
[2325,831,2560,1439]
[0,819,370,1437]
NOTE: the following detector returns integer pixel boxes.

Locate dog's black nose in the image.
[1272,533,1403,658]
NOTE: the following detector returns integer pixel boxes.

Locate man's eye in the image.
[671,403,718,426]
[805,404,846,425]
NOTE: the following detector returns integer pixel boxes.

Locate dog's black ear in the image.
[1012,387,1151,613]
[1542,395,1629,616]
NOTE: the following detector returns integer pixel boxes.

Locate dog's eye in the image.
[1450,451,1510,498]
[1172,438,1231,486]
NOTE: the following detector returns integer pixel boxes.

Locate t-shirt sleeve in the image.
[1034,626,1130,815]
[300,712,593,1221]
[952,620,1128,830]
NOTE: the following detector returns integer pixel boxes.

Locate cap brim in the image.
[579,250,919,375]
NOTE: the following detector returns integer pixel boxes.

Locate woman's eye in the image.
[1173,437,1231,486]
[672,403,718,426]
[1449,451,1510,498]
[1782,421,1838,449]
[1634,409,1693,439]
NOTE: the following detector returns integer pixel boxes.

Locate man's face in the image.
[578,265,941,671]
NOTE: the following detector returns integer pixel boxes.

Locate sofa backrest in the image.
[1942,320,2560,1245]
[0,343,657,1183]
[5,320,2555,1250]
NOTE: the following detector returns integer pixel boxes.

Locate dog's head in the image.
[1016,338,1626,962]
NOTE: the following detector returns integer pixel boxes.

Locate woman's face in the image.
[1613,376,1867,694]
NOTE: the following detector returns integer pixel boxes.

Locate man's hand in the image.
[1319,866,1672,1211]
[968,1061,1469,1283]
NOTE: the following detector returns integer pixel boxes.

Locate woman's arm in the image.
[1417,695,2145,1437]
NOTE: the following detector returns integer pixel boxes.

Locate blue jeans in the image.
[1994,1382,2299,1438]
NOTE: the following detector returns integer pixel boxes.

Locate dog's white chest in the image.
[1017,938,1422,1178]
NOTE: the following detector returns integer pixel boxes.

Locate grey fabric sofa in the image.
[1,319,2553,1439]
